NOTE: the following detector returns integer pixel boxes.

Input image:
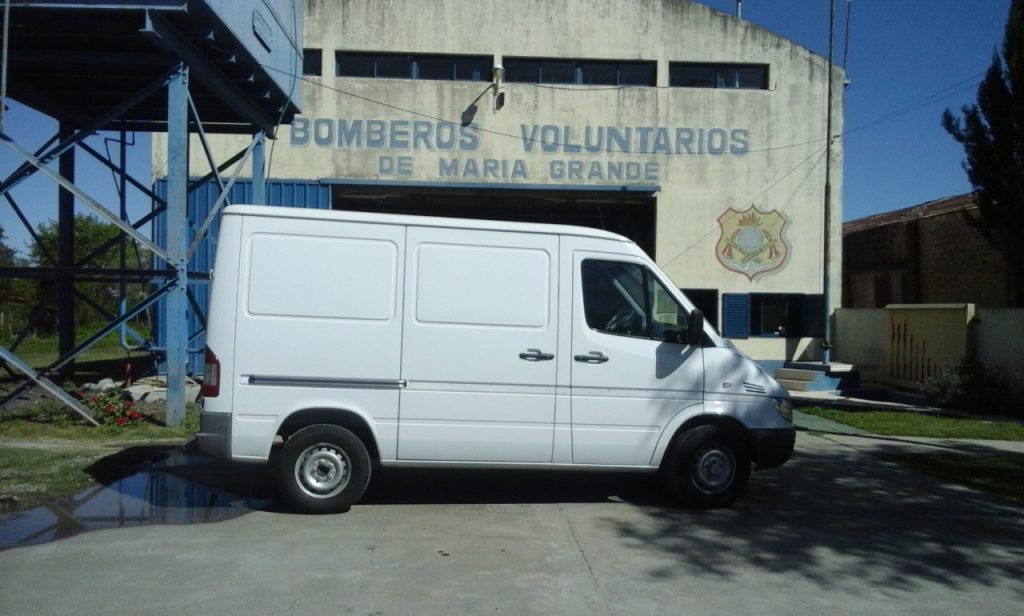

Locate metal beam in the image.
[187,144,251,194]
[0,346,100,427]
[78,141,166,207]
[3,193,54,264]
[187,134,258,259]
[164,62,189,428]
[0,68,176,197]
[0,280,176,412]
[252,130,266,205]
[188,90,226,195]
[142,10,275,133]
[0,266,162,281]
[0,131,171,261]
[58,123,75,377]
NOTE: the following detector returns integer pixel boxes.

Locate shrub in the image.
[81,388,144,427]
[921,361,1017,418]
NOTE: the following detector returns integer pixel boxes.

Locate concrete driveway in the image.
[1,432,1022,615]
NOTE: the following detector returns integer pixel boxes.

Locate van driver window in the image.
[581,260,689,341]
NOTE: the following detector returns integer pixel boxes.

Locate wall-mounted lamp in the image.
[492,63,505,111]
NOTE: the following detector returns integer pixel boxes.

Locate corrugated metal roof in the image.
[843,193,977,235]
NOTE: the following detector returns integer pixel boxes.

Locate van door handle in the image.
[519,348,555,361]
[574,351,609,364]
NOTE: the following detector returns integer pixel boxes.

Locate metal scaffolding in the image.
[0,1,300,426]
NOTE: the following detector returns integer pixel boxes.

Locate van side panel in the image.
[398,227,558,462]
[229,215,406,460]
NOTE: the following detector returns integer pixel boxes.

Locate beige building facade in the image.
[154,0,844,366]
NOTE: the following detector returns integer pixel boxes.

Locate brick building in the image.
[843,193,1008,307]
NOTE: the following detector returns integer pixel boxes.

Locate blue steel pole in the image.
[165,63,189,427]
[58,124,75,378]
[822,0,836,365]
[252,130,266,205]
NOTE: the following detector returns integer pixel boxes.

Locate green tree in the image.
[0,225,34,342]
[942,0,1024,306]
[28,214,151,335]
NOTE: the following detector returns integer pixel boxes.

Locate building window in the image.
[681,288,719,331]
[669,63,768,89]
[302,49,322,76]
[335,52,492,81]
[504,58,656,86]
[721,293,823,339]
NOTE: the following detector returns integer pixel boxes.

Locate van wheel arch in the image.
[659,415,752,472]
[278,408,380,464]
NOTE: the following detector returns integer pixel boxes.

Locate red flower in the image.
[115,416,127,426]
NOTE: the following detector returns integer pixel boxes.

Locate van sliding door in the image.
[398,227,558,463]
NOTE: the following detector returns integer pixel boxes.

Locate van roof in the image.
[223,204,635,243]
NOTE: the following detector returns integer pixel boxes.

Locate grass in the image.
[801,407,1024,441]
[801,406,1024,506]
[0,403,199,513]
[0,445,109,511]
[882,452,1024,506]
[0,403,200,441]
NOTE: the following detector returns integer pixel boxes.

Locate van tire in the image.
[279,424,371,513]
[665,425,750,509]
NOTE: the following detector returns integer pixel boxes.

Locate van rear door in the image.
[398,227,558,463]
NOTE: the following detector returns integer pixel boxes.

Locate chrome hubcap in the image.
[692,445,735,494]
[295,443,351,499]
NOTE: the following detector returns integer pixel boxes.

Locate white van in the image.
[196,205,794,512]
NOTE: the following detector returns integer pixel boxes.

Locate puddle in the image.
[0,454,272,551]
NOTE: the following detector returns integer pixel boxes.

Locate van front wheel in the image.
[279,424,371,513]
[666,425,750,509]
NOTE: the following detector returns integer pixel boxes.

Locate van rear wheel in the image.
[279,424,371,513]
[666,425,750,509]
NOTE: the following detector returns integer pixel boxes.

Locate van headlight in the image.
[772,396,793,423]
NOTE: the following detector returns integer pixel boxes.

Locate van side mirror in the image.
[687,310,705,346]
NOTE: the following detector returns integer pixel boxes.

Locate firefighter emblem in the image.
[715,206,789,280]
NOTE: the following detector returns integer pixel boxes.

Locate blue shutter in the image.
[721,293,750,339]
[800,294,824,337]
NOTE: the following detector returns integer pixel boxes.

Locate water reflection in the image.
[0,454,270,551]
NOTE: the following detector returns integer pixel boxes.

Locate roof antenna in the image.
[736,0,743,19]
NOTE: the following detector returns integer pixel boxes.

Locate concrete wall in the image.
[975,308,1024,385]
[834,308,887,382]
[884,304,975,388]
[153,0,844,362]
[837,305,1024,390]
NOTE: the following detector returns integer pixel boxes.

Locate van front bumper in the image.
[751,426,796,470]
[193,411,231,461]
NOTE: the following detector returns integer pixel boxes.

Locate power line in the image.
[262,64,988,157]
[842,72,985,137]
[660,144,828,270]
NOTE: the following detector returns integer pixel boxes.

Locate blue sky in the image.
[0,0,1014,254]
[701,0,1012,220]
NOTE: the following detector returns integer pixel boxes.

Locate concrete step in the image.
[786,361,855,374]
[777,378,811,392]
[776,368,817,382]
